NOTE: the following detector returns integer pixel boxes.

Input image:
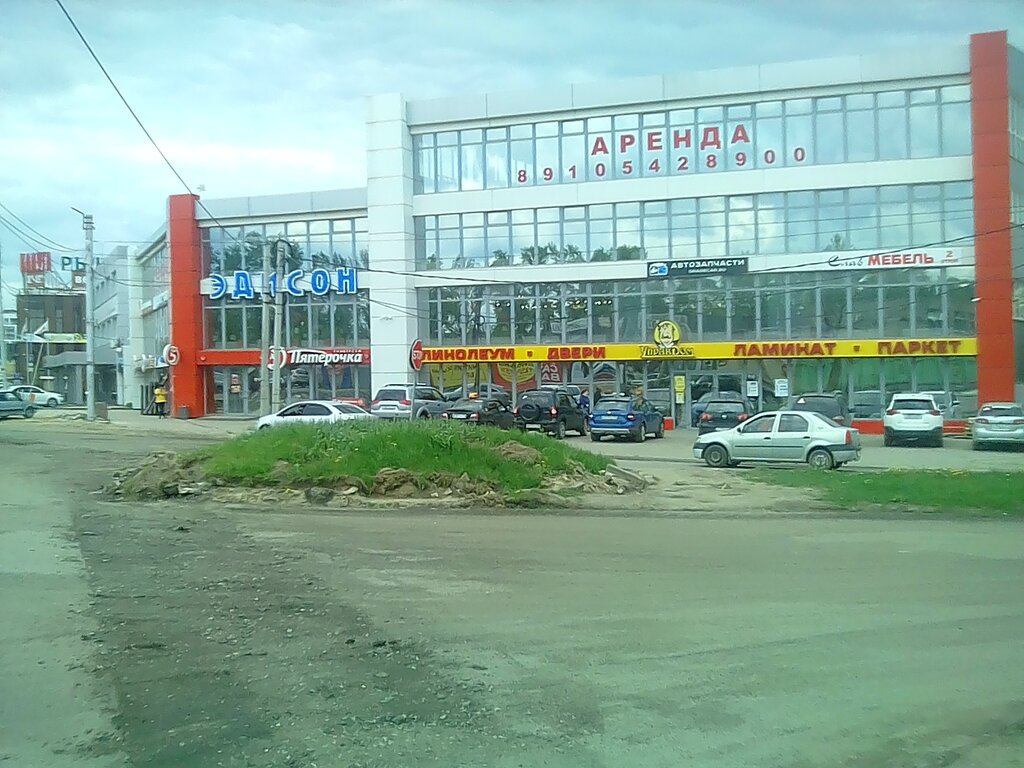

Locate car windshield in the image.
[452,398,484,410]
[792,397,841,416]
[980,404,1023,417]
[892,398,932,411]
[375,388,407,401]
[594,398,631,412]
[705,402,744,414]
[926,393,951,407]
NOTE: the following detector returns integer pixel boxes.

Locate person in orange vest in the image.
[154,383,167,419]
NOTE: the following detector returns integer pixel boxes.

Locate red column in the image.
[168,194,207,417]
[970,31,1015,402]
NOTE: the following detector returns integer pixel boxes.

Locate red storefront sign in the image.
[20,251,51,274]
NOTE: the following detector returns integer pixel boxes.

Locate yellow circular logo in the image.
[653,320,681,349]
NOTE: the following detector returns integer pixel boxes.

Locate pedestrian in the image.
[579,387,591,414]
[154,383,167,419]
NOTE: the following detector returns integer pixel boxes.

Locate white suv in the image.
[883,393,945,447]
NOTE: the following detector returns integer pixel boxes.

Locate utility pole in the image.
[270,238,285,413]
[0,240,7,386]
[72,208,96,421]
[259,240,271,416]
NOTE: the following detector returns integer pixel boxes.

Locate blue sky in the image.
[1,0,1022,301]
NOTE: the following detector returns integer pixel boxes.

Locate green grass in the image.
[751,468,1024,515]
[191,420,610,493]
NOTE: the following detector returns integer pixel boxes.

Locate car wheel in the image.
[807,448,834,470]
[655,421,665,438]
[554,420,566,440]
[23,406,36,419]
[590,432,601,442]
[578,419,588,437]
[258,424,272,430]
[883,431,894,447]
[703,444,729,468]
[971,440,981,451]
[633,426,646,443]
[47,398,58,408]
[933,435,944,448]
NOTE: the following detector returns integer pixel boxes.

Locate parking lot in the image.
[585,427,1024,471]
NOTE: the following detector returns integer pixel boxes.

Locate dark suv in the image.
[788,392,852,426]
[513,388,588,439]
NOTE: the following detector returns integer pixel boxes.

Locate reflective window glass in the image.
[669,109,695,176]
[641,113,668,177]
[560,122,585,183]
[909,102,940,158]
[485,128,509,188]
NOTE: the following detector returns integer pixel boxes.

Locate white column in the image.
[366,93,419,395]
[123,252,147,408]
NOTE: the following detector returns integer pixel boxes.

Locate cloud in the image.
[1,0,1022,299]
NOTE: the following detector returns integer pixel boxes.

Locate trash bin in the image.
[177,406,190,420]
[96,402,109,421]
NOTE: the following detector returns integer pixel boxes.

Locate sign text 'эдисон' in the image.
[208,268,359,300]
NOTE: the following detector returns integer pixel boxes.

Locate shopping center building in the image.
[129,30,1024,426]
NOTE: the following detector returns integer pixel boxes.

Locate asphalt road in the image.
[2,419,1023,767]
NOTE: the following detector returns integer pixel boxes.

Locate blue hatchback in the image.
[589,395,666,443]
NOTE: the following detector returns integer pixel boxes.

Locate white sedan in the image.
[256,400,373,429]
[9,385,64,407]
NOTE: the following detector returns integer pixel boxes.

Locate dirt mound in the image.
[494,442,543,465]
[111,451,207,500]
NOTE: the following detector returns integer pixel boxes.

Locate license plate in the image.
[993,424,1014,431]
[451,413,467,419]
[599,415,616,421]
[904,414,922,419]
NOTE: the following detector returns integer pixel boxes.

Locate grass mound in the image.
[191,420,611,495]
[751,468,1024,515]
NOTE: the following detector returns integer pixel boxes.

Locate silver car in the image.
[692,409,861,469]
[0,390,37,420]
[971,402,1024,449]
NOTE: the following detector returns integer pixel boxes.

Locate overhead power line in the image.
[0,202,75,251]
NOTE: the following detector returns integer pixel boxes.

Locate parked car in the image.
[0,390,37,420]
[971,402,1024,450]
[921,390,961,420]
[693,410,861,469]
[588,395,665,442]
[8,384,63,407]
[882,393,944,447]
[370,384,449,420]
[851,389,884,419]
[256,400,372,429]
[788,392,851,426]
[543,384,582,399]
[443,384,510,404]
[513,388,588,438]
[441,395,515,429]
[691,391,751,426]
[697,399,755,435]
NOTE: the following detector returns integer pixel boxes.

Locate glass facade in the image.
[415,182,974,270]
[414,86,972,192]
[202,219,369,274]
[419,269,977,345]
[203,292,371,350]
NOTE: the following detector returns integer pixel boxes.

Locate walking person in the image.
[154,382,167,419]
